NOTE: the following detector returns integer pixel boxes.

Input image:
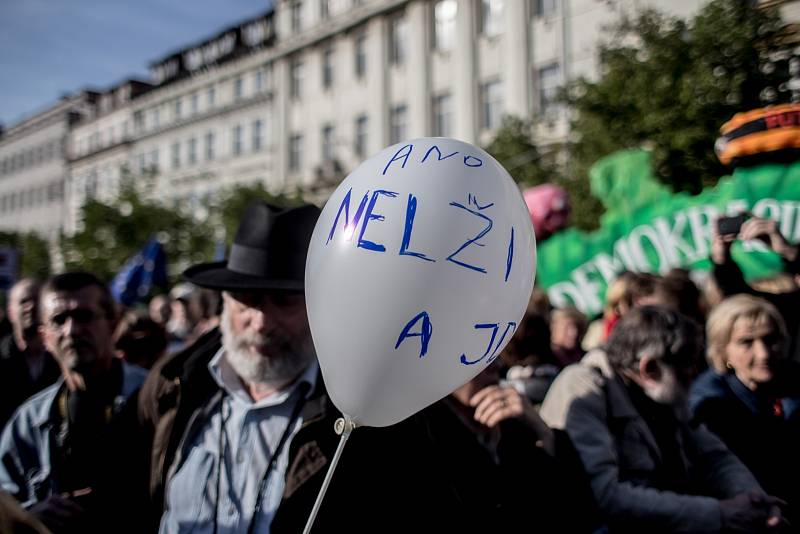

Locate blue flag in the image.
[111,238,168,306]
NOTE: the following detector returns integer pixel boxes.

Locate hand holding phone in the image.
[717,214,746,237]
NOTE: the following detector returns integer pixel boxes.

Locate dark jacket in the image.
[0,335,60,430]
[140,328,597,533]
[690,367,800,525]
[0,360,149,534]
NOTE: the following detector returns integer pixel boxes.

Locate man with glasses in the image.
[0,271,148,533]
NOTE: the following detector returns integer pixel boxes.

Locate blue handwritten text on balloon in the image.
[395,311,433,358]
[399,194,435,262]
[505,227,514,282]
[326,188,370,244]
[382,143,483,176]
[446,194,494,274]
[460,321,517,366]
[326,189,514,278]
[357,189,398,252]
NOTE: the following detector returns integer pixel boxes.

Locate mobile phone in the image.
[717,214,746,236]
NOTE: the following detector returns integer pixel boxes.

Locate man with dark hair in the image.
[541,307,784,533]
[0,271,148,533]
[0,278,60,429]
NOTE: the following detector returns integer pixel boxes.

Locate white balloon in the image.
[305,138,536,427]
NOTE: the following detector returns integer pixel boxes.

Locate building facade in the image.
[68,80,152,233]
[7,0,793,238]
[0,93,95,239]
[108,0,704,217]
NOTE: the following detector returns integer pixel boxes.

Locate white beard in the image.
[642,364,687,407]
[220,307,314,388]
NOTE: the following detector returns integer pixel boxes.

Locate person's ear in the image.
[638,356,662,382]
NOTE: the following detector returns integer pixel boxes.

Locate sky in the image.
[0,0,270,126]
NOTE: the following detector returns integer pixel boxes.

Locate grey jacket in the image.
[0,362,147,508]
[541,350,762,534]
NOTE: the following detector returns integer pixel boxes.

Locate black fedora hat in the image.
[183,201,320,291]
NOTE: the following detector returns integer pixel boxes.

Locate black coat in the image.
[140,328,596,533]
[690,367,800,526]
[0,335,60,430]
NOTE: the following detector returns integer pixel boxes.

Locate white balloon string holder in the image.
[302,415,357,534]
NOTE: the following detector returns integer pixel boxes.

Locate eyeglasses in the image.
[47,308,100,327]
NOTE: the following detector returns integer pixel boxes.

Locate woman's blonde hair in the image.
[706,294,787,373]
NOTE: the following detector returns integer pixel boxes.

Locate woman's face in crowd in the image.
[551,315,581,350]
[725,316,785,391]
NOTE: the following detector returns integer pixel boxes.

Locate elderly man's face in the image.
[39,286,116,372]
[221,290,314,386]
[8,280,40,334]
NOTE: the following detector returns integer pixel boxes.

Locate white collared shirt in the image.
[160,349,318,534]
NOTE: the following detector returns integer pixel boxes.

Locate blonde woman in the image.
[690,294,800,525]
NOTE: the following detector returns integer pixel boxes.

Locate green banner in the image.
[537,149,800,316]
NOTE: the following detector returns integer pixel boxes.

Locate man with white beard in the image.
[541,306,785,533]
[139,201,327,534]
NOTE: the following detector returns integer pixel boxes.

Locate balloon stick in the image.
[302,415,357,534]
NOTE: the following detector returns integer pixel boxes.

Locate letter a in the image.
[395,311,433,358]
[382,144,413,175]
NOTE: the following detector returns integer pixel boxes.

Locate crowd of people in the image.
[0,201,798,533]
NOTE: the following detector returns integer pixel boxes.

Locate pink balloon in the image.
[523,184,571,240]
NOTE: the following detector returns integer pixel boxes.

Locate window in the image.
[354,115,368,158]
[188,137,198,165]
[290,58,304,99]
[252,120,264,152]
[289,134,303,172]
[150,148,160,170]
[538,63,561,116]
[432,93,452,137]
[174,98,182,120]
[320,0,330,19]
[86,173,98,199]
[390,104,408,144]
[534,0,557,17]
[151,109,160,129]
[389,14,407,65]
[234,77,244,100]
[138,153,147,174]
[190,93,199,114]
[171,142,180,169]
[479,0,504,37]
[205,131,215,161]
[207,86,216,107]
[322,46,334,89]
[255,70,266,93]
[291,0,303,32]
[354,32,367,78]
[134,110,144,132]
[322,124,335,161]
[232,125,243,156]
[433,0,457,52]
[481,79,503,130]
